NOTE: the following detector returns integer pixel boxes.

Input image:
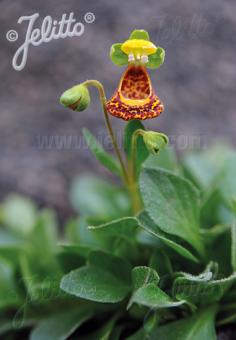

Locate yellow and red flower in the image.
[106,30,165,121]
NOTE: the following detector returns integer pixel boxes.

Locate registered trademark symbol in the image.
[84,12,95,24]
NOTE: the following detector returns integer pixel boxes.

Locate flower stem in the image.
[127,129,145,214]
[82,80,144,214]
[129,129,145,182]
[83,80,129,184]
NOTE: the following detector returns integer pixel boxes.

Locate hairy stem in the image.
[83,80,129,184]
[129,129,145,182]
[127,129,145,214]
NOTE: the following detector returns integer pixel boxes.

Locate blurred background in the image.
[0,0,235,221]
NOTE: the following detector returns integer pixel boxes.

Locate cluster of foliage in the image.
[0,121,236,339]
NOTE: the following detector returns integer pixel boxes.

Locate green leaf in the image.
[2,194,37,234]
[0,229,23,248]
[206,229,231,276]
[0,229,23,264]
[0,258,22,308]
[124,120,148,176]
[78,316,118,340]
[146,47,165,69]
[129,29,150,40]
[128,266,184,310]
[128,266,159,309]
[144,147,178,172]
[200,224,229,245]
[70,175,130,218]
[88,250,132,283]
[218,155,236,205]
[149,251,173,277]
[173,270,236,306]
[20,254,62,302]
[60,244,91,260]
[57,245,88,273]
[20,210,62,300]
[110,43,128,66]
[137,211,199,263]
[150,306,217,340]
[89,219,140,262]
[83,128,121,176]
[126,328,146,340]
[182,152,217,191]
[183,149,236,210]
[61,252,131,303]
[0,319,15,336]
[132,266,160,289]
[29,209,58,257]
[200,189,233,228]
[60,265,130,303]
[0,318,35,337]
[30,308,92,340]
[88,216,138,242]
[65,217,107,249]
[222,288,236,303]
[231,222,236,271]
[139,168,204,256]
[129,283,185,310]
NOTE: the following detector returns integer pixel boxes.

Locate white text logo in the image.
[6,12,95,71]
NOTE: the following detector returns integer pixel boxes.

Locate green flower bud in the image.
[142,131,169,154]
[60,84,90,112]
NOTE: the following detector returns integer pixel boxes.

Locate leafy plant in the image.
[0,29,235,339]
[1,142,236,339]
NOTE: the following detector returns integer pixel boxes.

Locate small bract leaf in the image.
[129,29,150,41]
[110,43,128,66]
[146,47,165,69]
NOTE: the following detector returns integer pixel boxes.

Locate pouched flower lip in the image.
[106,65,164,121]
[106,30,165,121]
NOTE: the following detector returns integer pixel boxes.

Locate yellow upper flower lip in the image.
[110,29,165,69]
[121,39,157,57]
